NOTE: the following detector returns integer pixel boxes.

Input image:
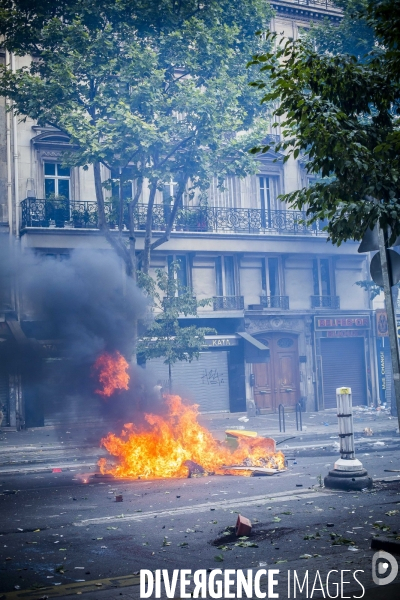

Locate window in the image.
[261,257,281,297]
[111,167,135,201]
[167,255,188,295]
[44,162,70,199]
[258,176,281,227]
[215,256,236,297]
[313,258,332,296]
[163,178,179,204]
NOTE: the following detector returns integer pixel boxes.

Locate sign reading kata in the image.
[315,316,370,329]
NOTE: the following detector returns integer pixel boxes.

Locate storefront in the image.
[315,315,371,408]
[146,335,246,413]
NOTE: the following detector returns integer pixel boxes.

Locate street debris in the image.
[235,514,252,537]
[115,494,123,502]
[363,428,373,436]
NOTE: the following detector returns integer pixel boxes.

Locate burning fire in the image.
[99,395,285,479]
[93,351,130,397]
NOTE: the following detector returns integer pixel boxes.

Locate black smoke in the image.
[0,239,161,432]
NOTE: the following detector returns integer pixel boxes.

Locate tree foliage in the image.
[248,0,400,247]
[137,263,215,388]
[304,0,374,59]
[0,0,273,275]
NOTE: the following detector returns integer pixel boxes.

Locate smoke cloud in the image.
[0,239,161,431]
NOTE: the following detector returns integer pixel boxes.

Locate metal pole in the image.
[278,404,285,433]
[377,225,400,429]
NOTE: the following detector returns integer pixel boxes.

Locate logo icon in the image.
[372,550,398,586]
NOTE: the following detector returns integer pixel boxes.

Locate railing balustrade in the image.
[21,199,328,237]
[213,296,245,311]
[311,295,340,309]
[260,296,290,309]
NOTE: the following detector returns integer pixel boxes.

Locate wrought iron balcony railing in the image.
[311,295,340,309]
[21,199,328,236]
[273,0,339,9]
[213,296,244,311]
[260,295,290,309]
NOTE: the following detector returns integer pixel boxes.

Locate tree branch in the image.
[148,176,189,253]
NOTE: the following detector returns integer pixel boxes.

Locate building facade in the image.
[0,0,387,427]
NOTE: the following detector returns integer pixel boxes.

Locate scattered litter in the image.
[300,554,313,559]
[363,428,373,436]
[348,547,359,552]
[385,510,399,516]
[115,495,123,502]
[326,523,335,528]
[238,416,249,423]
[373,442,385,446]
[235,515,252,537]
[52,468,62,473]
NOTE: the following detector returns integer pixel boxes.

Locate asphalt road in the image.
[1,443,400,599]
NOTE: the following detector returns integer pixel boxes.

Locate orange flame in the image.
[99,395,285,479]
[93,351,130,397]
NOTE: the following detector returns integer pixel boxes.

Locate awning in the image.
[237,331,269,350]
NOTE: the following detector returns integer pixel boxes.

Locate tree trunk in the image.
[118,167,124,232]
[168,362,172,394]
[93,161,134,277]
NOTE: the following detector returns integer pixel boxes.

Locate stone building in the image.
[0,0,383,427]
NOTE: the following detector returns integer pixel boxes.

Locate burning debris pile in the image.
[98,395,285,479]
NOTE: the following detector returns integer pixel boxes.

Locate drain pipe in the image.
[10,52,19,238]
[5,50,13,238]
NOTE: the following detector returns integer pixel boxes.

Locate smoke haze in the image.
[0,239,163,431]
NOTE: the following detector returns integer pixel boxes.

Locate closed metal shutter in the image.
[320,338,367,408]
[146,352,230,413]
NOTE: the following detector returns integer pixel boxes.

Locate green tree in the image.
[248,0,400,419]
[304,0,374,58]
[137,263,215,392]
[0,0,272,277]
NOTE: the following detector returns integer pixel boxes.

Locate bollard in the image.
[295,402,302,432]
[324,387,372,491]
[278,404,285,433]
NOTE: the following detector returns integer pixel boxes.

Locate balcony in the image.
[311,295,340,309]
[213,296,244,311]
[260,295,290,309]
[21,199,328,236]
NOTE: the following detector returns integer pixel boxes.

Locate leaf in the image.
[273,517,281,522]
[214,554,224,562]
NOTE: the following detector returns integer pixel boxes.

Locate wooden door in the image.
[253,360,274,411]
[253,333,300,413]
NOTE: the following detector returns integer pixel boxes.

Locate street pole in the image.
[377,225,400,428]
